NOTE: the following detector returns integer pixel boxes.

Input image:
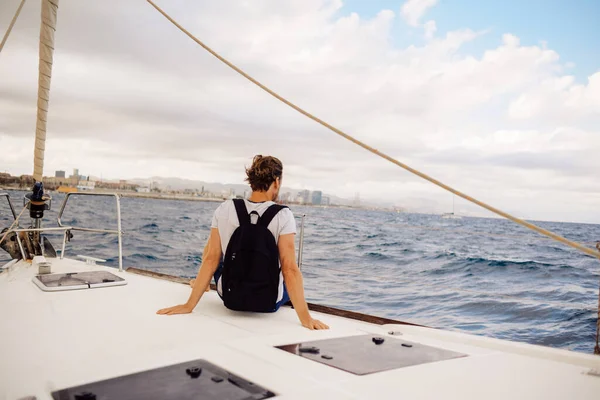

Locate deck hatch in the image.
[32,271,126,291]
[51,359,275,400]
[276,334,466,375]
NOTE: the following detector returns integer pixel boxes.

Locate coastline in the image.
[0,186,372,210]
[0,186,223,203]
[117,191,223,203]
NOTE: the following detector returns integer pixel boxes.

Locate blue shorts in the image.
[213,262,290,312]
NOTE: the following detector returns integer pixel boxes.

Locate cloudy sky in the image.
[0,0,599,223]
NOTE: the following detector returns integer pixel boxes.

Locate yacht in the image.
[1,1,599,398]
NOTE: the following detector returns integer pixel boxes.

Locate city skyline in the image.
[0,168,339,206]
[0,164,593,219]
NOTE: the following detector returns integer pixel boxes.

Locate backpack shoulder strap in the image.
[258,204,288,228]
[232,199,251,226]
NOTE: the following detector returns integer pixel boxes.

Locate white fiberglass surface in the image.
[1,258,599,400]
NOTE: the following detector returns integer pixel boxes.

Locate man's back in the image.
[211,199,296,303]
[211,199,296,253]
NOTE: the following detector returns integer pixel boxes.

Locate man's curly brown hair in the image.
[245,155,283,192]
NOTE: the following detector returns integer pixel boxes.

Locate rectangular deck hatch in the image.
[32,271,126,292]
[276,334,466,375]
[51,359,275,400]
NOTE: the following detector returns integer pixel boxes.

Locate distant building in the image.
[136,187,150,193]
[72,168,79,179]
[321,196,330,206]
[76,180,95,191]
[311,191,322,205]
[298,190,310,204]
[279,192,292,203]
[0,173,18,186]
[55,170,65,178]
[43,175,78,188]
[96,181,121,190]
[20,175,34,186]
[98,180,140,191]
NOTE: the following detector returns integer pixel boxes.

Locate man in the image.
[157,155,329,330]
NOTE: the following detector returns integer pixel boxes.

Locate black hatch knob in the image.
[74,392,96,400]
[186,367,202,378]
[372,337,385,345]
[299,346,320,354]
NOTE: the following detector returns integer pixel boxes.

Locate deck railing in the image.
[57,192,123,271]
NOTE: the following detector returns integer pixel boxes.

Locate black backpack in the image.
[222,199,288,312]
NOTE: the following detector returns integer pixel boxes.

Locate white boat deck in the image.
[1,258,599,399]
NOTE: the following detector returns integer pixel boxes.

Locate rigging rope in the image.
[147,0,599,261]
[0,203,29,247]
[0,0,26,55]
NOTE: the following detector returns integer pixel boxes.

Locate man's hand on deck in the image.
[300,316,329,330]
[156,303,194,315]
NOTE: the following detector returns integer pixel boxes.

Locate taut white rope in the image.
[147,0,599,261]
[0,0,26,55]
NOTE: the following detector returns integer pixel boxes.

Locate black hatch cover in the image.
[33,271,126,291]
[277,334,466,375]
[52,359,275,400]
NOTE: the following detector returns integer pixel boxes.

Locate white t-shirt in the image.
[210,199,297,301]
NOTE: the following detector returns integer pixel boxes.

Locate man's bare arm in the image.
[157,228,222,315]
[278,233,329,330]
[190,241,212,292]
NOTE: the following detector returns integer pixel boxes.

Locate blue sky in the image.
[341,0,600,83]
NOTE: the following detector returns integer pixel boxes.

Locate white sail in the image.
[33,0,59,182]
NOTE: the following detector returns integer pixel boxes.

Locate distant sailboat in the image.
[441,195,462,219]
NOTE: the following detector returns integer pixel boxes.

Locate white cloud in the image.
[400,0,438,39]
[424,20,437,39]
[508,71,600,120]
[0,0,598,222]
[401,0,438,27]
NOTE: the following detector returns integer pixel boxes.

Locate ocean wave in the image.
[364,252,390,260]
[140,223,159,230]
[486,259,554,269]
[381,241,403,247]
[129,253,160,261]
